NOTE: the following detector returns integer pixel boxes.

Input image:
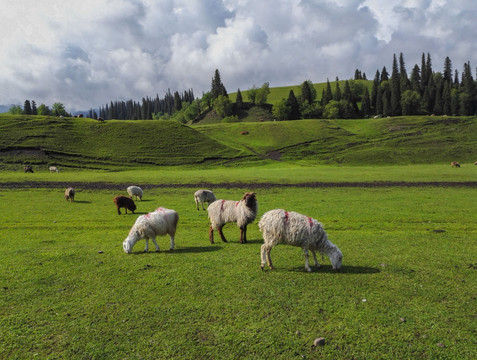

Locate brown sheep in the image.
[23,165,33,173]
[64,187,75,202]
[451,161,460,168]
[114,196,136,215]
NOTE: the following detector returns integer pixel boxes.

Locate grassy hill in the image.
[1,114,476,170]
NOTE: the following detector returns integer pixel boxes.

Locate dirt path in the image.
[1,181,477,190]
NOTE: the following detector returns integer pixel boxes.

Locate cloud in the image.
[0,0,476,111]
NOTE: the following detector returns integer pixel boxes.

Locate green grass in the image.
[1,185,476,359]
[1,114,477,169]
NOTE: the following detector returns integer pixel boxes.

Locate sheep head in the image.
[242,192,257,210]
[328,246,343,271]
[123,236,137,253]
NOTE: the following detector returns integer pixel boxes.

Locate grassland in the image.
[1,183,476,359]
[1,114,476,170]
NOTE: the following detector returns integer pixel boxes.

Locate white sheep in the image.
[127,185,143,201]
[207,192,257,244]
[49,166,59,172]
[123,207,179,254]
[259,209,343,272]
[194,189,217,210]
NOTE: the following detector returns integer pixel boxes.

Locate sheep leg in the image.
[169,234,175,250]
[218,225,228,243]
[202,202,206,210]
[196,200,199,211]
[303,249,312,272]
[240,226,248,244]
[261,244,273,269]
[117,207,121,215]
[311,250,321,268]
[151,237,160,252]
[209,226,215,244]
[144,238,149,252]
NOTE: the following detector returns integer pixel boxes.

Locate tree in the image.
[23,100,32,115]
[300,80,312,104]
[361,87,371,117]
[210,69,227,99]
[371,70,380,111]
[399,52,410,92]
[334,77,341,101]
[390,54,401,116]
[37,104,51,116]
[52,103,67,116]
[8,105,22,114]
[212,95,233,118]
[380,66,389,82]
[235,89,243,112]
[321,79,333,106]
[323,100,340,119]
[401,90,421,115]
[247,85,258,104]
[443,56,453,83]
[410,64,421,93]
[272,99,290,121]
[286,90,300,120]
[31,100,37,115]
[255,82,270,105]
[173,91,182,112]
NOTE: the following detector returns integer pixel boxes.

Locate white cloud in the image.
[0,0,476,111]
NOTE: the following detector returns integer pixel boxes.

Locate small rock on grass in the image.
[312,338,325,347]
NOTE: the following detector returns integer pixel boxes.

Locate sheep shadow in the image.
[285,264,380,275]
[72,200,91,204]
[130,246,221,255]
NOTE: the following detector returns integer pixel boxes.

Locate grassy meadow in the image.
[1,167,477,359]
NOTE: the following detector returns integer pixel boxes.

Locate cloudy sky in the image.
[1,0,476,111]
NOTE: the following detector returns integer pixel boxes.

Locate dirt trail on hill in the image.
[1,181,477,190]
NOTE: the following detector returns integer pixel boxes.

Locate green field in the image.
[1,112,477,358]
[1,114,476,170]
[1,181,476,359]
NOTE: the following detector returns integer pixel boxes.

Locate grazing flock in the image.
[61,184,342,272]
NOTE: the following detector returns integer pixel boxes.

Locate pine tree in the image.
[321,79,333,106]
[300,80,312,104]
[286,90,300,120]
[399,52,410,92]
[31,100,37,115]
[23,100,32,115]
[380,66,389,82]
[236,89,243,112]
[410,64,421,93]
[361,86,371,117]
[390,54,401,116]
[443,56,453,83]
[211,69,227,99]
[334,77,341,101]
[421,53,428,88]
[442,81,451,115]
[173,91,182,112]
[371,70,380,111]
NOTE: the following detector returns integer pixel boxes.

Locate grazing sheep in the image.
[64,187,75,202]
[127,186,143,201]
[49,166,59,173]
[123,207,179,253]
[474,161,477,165]
[207,192,257,244]
[23,165,33,173]
[451,161,460,167]
[194,189,217,211]
[259,209,343,272]
[114,196,136,215]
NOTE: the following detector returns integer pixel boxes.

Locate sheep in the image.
[23,165,33,173]
[64,187,75,202]
[207,192,257,244]
[49,166,59,173]
[194,189,217,211]
[259,209,343,272]
[123,207,179,253]
[127,186,143,201]
[451,161,460,167]
[114,196,136,215]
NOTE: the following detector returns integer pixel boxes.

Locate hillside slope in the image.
[0,115,247,170]
[1,114,476,170]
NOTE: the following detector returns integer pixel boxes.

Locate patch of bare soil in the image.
[1,181,476,190]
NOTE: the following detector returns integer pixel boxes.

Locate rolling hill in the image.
[1,113,476,170]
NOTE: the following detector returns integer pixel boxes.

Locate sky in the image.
[1,0,476,112]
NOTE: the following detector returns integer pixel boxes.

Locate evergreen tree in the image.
[31,100,37,115]
[173,91,182,112]
[442,81,451,115]
[410,64,421,93]
[286,90,300,120]
[399,52,410,92]
[450,88,460,115]
[210,69,227,99]
[361,86,371,117]
[421,53,428,89]
[334,77,341,101]
[443,56,453,83]
[375,85,383,115]
[300,80,312,104]
[433,73,443,115]
[390,54,401,115]
[23,100,32,115]
[236,89,243,112]
[321,79,333,106]
[380,66,389,82]
[371,70,380,111]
